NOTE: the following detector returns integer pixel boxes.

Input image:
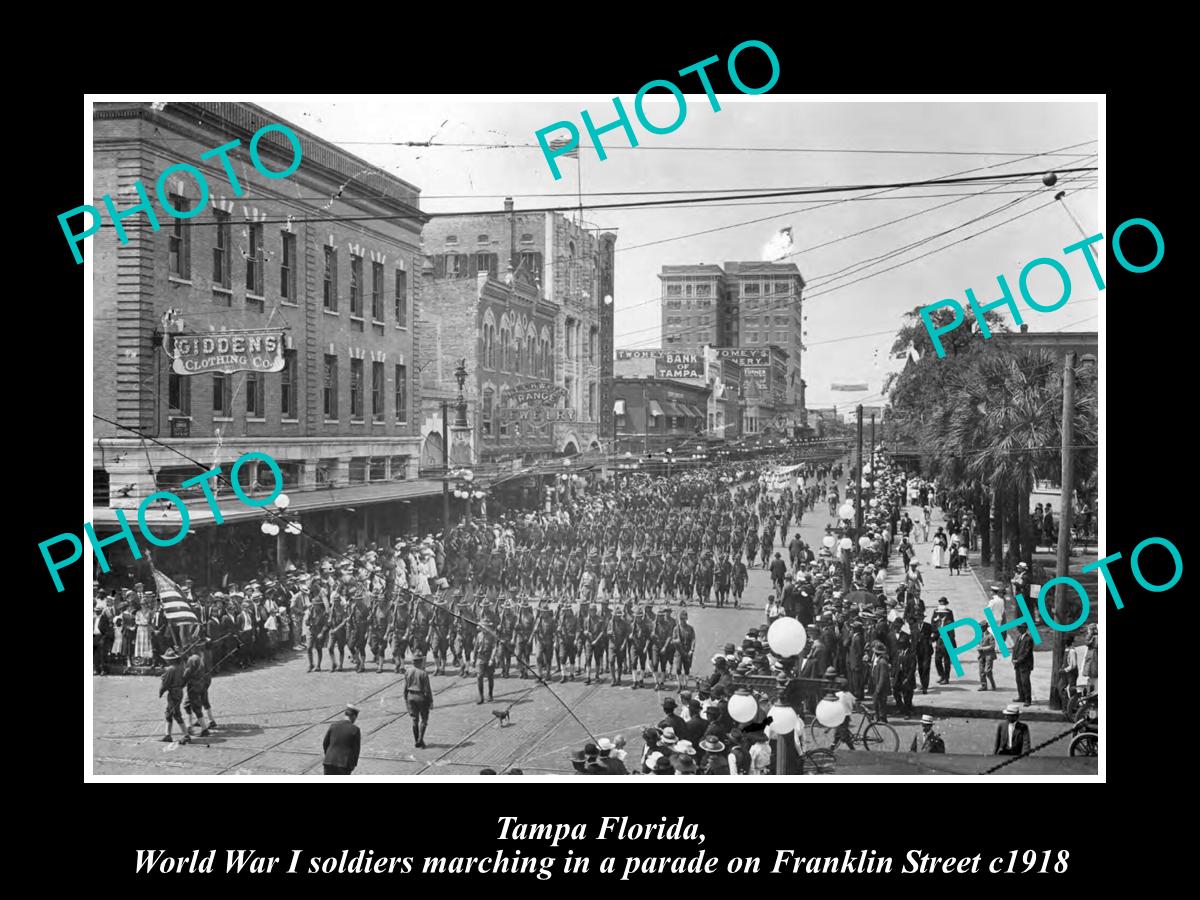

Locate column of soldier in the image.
[702,456,933,736]
[287,457,843,706]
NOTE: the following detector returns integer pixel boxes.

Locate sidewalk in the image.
[892,504,1059,722]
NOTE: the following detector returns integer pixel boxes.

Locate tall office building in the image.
[657,260,805,408]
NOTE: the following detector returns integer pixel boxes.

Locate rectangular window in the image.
[212,373,231,416]
[350,358,364,419]
[213,209,231,289]
[369,456,387,481]
[748,333,758,343]
[371,361,384,421]
[696,283,711,296]
[348,457,367,484]
[316,458,338,486]
[245,223,264,295]
[349,254,363,317]
[395,363,408,423]
[518,251,542,280]
[246,372,264,418]
[475,252,497,278]
[280,231,296,301]
[390,455,409,480]
[168,195,191,279]
[395,269,408,327]
[588,383,596,420]
[744,283,760,295]
[168,370,190,415]
[323,246,338,311]
[371,261,385,321]
[445,253,462,277]
[323,354,338,419]
[666,284,682,296]
[281,349,297,419]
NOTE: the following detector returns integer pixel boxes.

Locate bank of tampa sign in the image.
[167,329,287,375]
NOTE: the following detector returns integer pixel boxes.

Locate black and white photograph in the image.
[81,93,1106,779]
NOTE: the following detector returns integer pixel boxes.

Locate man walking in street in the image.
[405,654,434,748]
[910,714,946,753]
[322,703,361,775]
[870,642,891,723]
[931,597,955,685]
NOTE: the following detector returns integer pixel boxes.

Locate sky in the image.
[265,97,1100,411]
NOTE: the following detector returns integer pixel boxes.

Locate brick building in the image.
[422,204,616,461]
[91,101,437,586]
[658,260,806,422]
[612,377,712,459]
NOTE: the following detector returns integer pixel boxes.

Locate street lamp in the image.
[453,357,469,428]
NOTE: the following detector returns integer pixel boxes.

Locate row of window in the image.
[665,333,713,345]
[323,246,409,327]
[664,283,714,297]
[443,233,535,246]
[428,252,543,281]
[168,204,412,328]
[168,353,409,424]
[666,315,713,327]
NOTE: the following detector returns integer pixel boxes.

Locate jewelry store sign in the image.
[167,329,287,375]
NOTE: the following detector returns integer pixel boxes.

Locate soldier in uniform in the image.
[731,556,747,608]
[672,609,696,691]
[535,599,557,682]
[348,594,370,674]
[714,553,732,608]
[158,649,188,744]
[387,592,411,674]
[404,654,434,748]
[327,591,348,673]
[369,594,390,674]
[514,599,536,678]
[583,602,608,686]
[475,602,498,702]
[608,605,630,687]
[555,600,579,682]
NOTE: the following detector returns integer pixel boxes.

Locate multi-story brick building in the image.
[421,204,616,460]
[91,101,437,585]
[657,260,806,422]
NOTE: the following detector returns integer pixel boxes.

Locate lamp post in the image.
[443,359,470,537]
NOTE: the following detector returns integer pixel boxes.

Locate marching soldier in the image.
[405,654,434,748]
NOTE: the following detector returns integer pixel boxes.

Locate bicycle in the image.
[802,747,837,774]
[807,701,900,752]
[1068,692,1098,757]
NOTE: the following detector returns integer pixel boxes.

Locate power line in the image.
[84,167,1096,229]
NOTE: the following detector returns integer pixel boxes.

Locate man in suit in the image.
[1011,622,1035,705]
[322,703,361,775]
[657,697,687,737]
[993,705,1031,756]
[870,643,891,723]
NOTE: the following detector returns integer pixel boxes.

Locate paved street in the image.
[92,474,1082,775]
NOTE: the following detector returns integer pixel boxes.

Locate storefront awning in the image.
[91,478,447,530]
[614,398,627,415]
[647,400,665,418]
[683,404,704,419]
[663,401,687,417]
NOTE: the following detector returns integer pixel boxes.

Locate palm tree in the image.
[937,348,1097,572]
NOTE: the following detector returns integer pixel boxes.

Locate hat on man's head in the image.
[345,703,360,715]
[1003,704,1021,716]
[921,714,935,725]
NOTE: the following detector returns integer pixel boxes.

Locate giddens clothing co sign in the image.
[168,329,287,375]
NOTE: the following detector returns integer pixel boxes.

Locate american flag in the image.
[152,566,198,626]
[547,137,579,159]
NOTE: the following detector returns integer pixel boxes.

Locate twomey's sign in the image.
[655,353,703,379]
[715,347,769,365]
[168,329,287,375]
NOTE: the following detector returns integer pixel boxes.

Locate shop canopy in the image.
[647,400,665,418]
[613,398,627,415]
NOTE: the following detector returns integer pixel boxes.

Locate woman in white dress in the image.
[930,527,948,568]
[134,602,154,663]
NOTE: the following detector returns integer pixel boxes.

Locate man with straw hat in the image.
[322,703,361,775]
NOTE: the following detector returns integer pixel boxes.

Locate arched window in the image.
[482,387,494,436]
[526,326,537,374]
[568,240,577,295]
[497,388,508,438]
[500,324,511,371]
[482,310,496,370]
[514,337,523,374]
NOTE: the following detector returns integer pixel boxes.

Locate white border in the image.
[85,93,1104,784]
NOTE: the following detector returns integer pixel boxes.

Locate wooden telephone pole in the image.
[1049,352,1076,710]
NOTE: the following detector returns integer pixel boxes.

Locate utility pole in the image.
[1050,352,1077,710]
[441,399,451,538]
[855,404,864,535]
[869,413,876,491]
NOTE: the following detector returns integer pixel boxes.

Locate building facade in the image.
[657,260,805,420]
[92,101,435,585]
[422,205,616,459]
[613,377,712,459]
